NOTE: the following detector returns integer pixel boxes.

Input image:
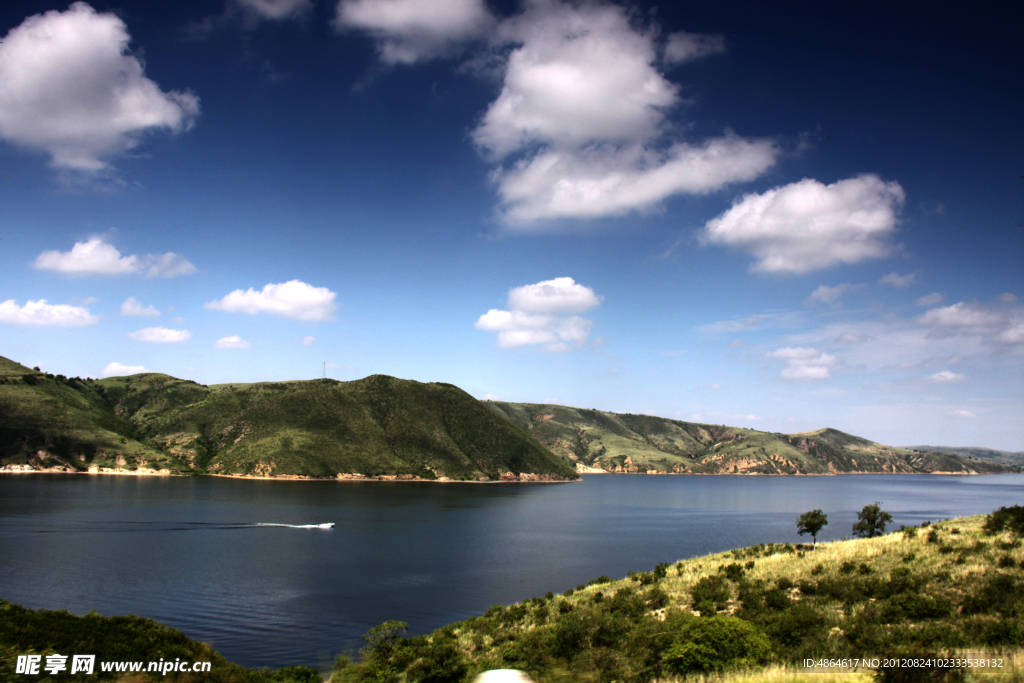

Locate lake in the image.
[1,472,1021,670]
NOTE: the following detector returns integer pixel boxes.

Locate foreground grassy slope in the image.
[0,599,320,683]
[0,358,188,473]
[332,510,1024,683]
[486,402,1017,475]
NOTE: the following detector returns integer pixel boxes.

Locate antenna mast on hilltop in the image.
[323,361,326,379]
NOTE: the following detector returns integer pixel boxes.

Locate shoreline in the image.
[0,465,1010,480]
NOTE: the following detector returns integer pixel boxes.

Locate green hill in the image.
[0,355,575,481]
[0,359,187,473]
[485,402,1018,475]
[907,445,1024,468]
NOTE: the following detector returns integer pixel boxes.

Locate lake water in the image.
[1,472,1021,670]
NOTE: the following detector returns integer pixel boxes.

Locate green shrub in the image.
[405,640,468,683]
[690,576,730,614]
[661,616,771,675]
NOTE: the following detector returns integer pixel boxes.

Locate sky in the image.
[1,0,1022,451]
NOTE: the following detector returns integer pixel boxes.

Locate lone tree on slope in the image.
[797,509,828,545]
[852,502,893,538]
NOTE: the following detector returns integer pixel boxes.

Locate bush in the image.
[661,616,772,675]
[405,640,468,683]
[690,576,730,614]
[984,505,1024,538]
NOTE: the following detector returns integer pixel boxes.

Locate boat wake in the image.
[254,523,334,529]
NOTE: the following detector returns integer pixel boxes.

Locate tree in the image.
[852,502,893,538]
[796,510,828,545]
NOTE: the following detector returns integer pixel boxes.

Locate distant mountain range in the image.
[0,354,1018,479]
[905,445,1024,468]
[485,401,1020,475]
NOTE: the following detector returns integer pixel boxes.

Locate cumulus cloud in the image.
[953,410,975,418]
[918,302,1007,334]
[473,1,776,224]
[299,335,316,346]
[127,327,192,343]
[880,271,916,287]
[205,280,337,321]
[915,292,944,306]
[702,175,905,274]
[508,276,603,313]
[928,370,965,382]
[493,136,777,223]
[806,283,861,306]
[102,361,146,377]
[0,299,99,326]
[33,238,197,278]
[335,0,494,63]
[663,31,726,64]
[998,293,1018,303]
[120,297,160,316]
[475,277,601,351]
[766,346,837,380]
[215,335,252,349]
[0,3,199,172]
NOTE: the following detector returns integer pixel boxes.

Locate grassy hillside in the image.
[0,599,320,683]
[0,355,576,481]
[486,402,1018,475]
[908,446,1024,469]
[0,359,188,473]
[330,507,1024,683]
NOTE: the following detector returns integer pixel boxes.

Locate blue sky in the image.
[1,0,1021,450]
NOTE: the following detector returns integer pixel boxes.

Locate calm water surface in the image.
[1,473,1021,669]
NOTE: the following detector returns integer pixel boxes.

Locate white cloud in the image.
[493,137,777,223]
[915,292,944,306]
[234,0,312,20]
[663,31,726,64]
[127,327,192,343]
[880,272,916,287]
[205,280,337,321]
[767,346,837,381]
[475,276,601,351]
[102,361,146,377]
[806,283,861,306]
[698,312,804,334]
[999,323,1024,344]
[120,297,160,316]
[918,302,1007,333]
[142,252,199,278]
[952,410,975,418]
[507,276,603,313]
[474,1,777,224]
[475,2,678,157]
[0,3,199,172]
[33,238,196,278]
[998,293,1018,303]
[702,175,905,274]
[215,335,251,349]
[335,0,493,64]
[929,370,965,382]
[0,299,99,326]
[299,335,316,346]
